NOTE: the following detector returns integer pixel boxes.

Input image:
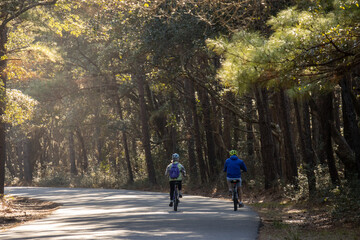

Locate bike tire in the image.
[233,198,238,211]
[174,199,178,211]
[233,188,238,211]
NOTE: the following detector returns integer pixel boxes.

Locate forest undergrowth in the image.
[0,196,60,231]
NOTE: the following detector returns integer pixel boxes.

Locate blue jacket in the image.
[223,155,247,178]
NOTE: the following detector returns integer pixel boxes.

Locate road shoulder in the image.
[1,196,61,231]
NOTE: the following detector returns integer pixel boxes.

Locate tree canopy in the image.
[0,0,359,224]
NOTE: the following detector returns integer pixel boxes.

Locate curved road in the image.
[2,187,259,239]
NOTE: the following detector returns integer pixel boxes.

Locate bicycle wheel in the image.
[233,187,238,211]
[233,196,238,211]
[174,188,178,211]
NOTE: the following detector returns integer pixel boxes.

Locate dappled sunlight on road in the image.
[1,187,259,239]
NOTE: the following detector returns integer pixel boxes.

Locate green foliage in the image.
[34,165,127,189]
[7,22,35,51]
[208,0,360,97]
[332,183,360,224]
[27,0,87,38]
[4,89,38,126]
[36,171,71,187]
[207,31,267,94]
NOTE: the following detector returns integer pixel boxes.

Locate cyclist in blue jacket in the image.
[223,150,247,207]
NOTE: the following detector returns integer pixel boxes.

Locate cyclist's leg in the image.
[226,178,232,194]
[238,186,243,200]
[169,181,175,201]
[227,179,231,190]
[178,181,183,197]
[237,178,244,206]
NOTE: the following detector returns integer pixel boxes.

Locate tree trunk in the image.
[191,82,207,182]
[311,112,323,164]
[52,139,60,167]
[76,128,88,172]
[39,146,46,178]
[278,90,298,186]
[199,89,217,179]
[330,121,357,179]
[116,98,134,184]
[333,90,341,132]
[169,93,178,153]
[131,138,138,176]
[223,92,233,151]
[95,113,103,165]
[184,78,198,183]
[339,74,360,178]
[316,94,340,185]
[233,114,240,150]
[0,26,8,196]
[294,99,316,195]
[245,95,256,177]
[213,96,226,171]
[23,138,32,185]
[16,141,24,180]
[6,154,15,177]
[136,71,156,184]
[69,131,78,176]
[254,87,279,189]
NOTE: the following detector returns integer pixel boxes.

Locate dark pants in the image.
[169,181,182,200]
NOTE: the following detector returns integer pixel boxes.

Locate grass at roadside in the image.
[1,195,61,231]
[246,192,360,240]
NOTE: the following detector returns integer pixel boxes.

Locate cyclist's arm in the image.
[180,164,186,177]
[241,162,247,172]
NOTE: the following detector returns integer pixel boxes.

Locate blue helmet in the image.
[172,153,180,161]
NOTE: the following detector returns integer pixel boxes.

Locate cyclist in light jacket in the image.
[223,150,247,207]
[165,153,186,207]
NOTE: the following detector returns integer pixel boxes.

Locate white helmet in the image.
[172,153,179,161]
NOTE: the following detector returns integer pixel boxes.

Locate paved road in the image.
[2,187,259,239]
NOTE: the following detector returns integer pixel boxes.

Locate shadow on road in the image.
[2,187,259,240]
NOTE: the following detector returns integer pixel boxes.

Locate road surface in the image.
[2,187,259,239]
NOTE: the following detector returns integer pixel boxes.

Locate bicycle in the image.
[230,179,241,211]
[172,181,181,211]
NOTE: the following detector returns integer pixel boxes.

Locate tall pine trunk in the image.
[254,87,279,189]
[245,95,256,177]
[0,26,8,196]
[294,99,316,195]
[23,138,32,185]
[340,74,360,178]
[278,90,298,186]
[317,94,340,185]
[76,128,88,173]
[233,114,240,150]
[136,71,156,185]
[116,98,134,184]
[184,78,198,183]
[94,110,103,165]
[222,92,233,151]
[6,154,15,178]
[199,89,217,180]
[190,82,207,182]
[69,131,78,176]
[311,113,323,164]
